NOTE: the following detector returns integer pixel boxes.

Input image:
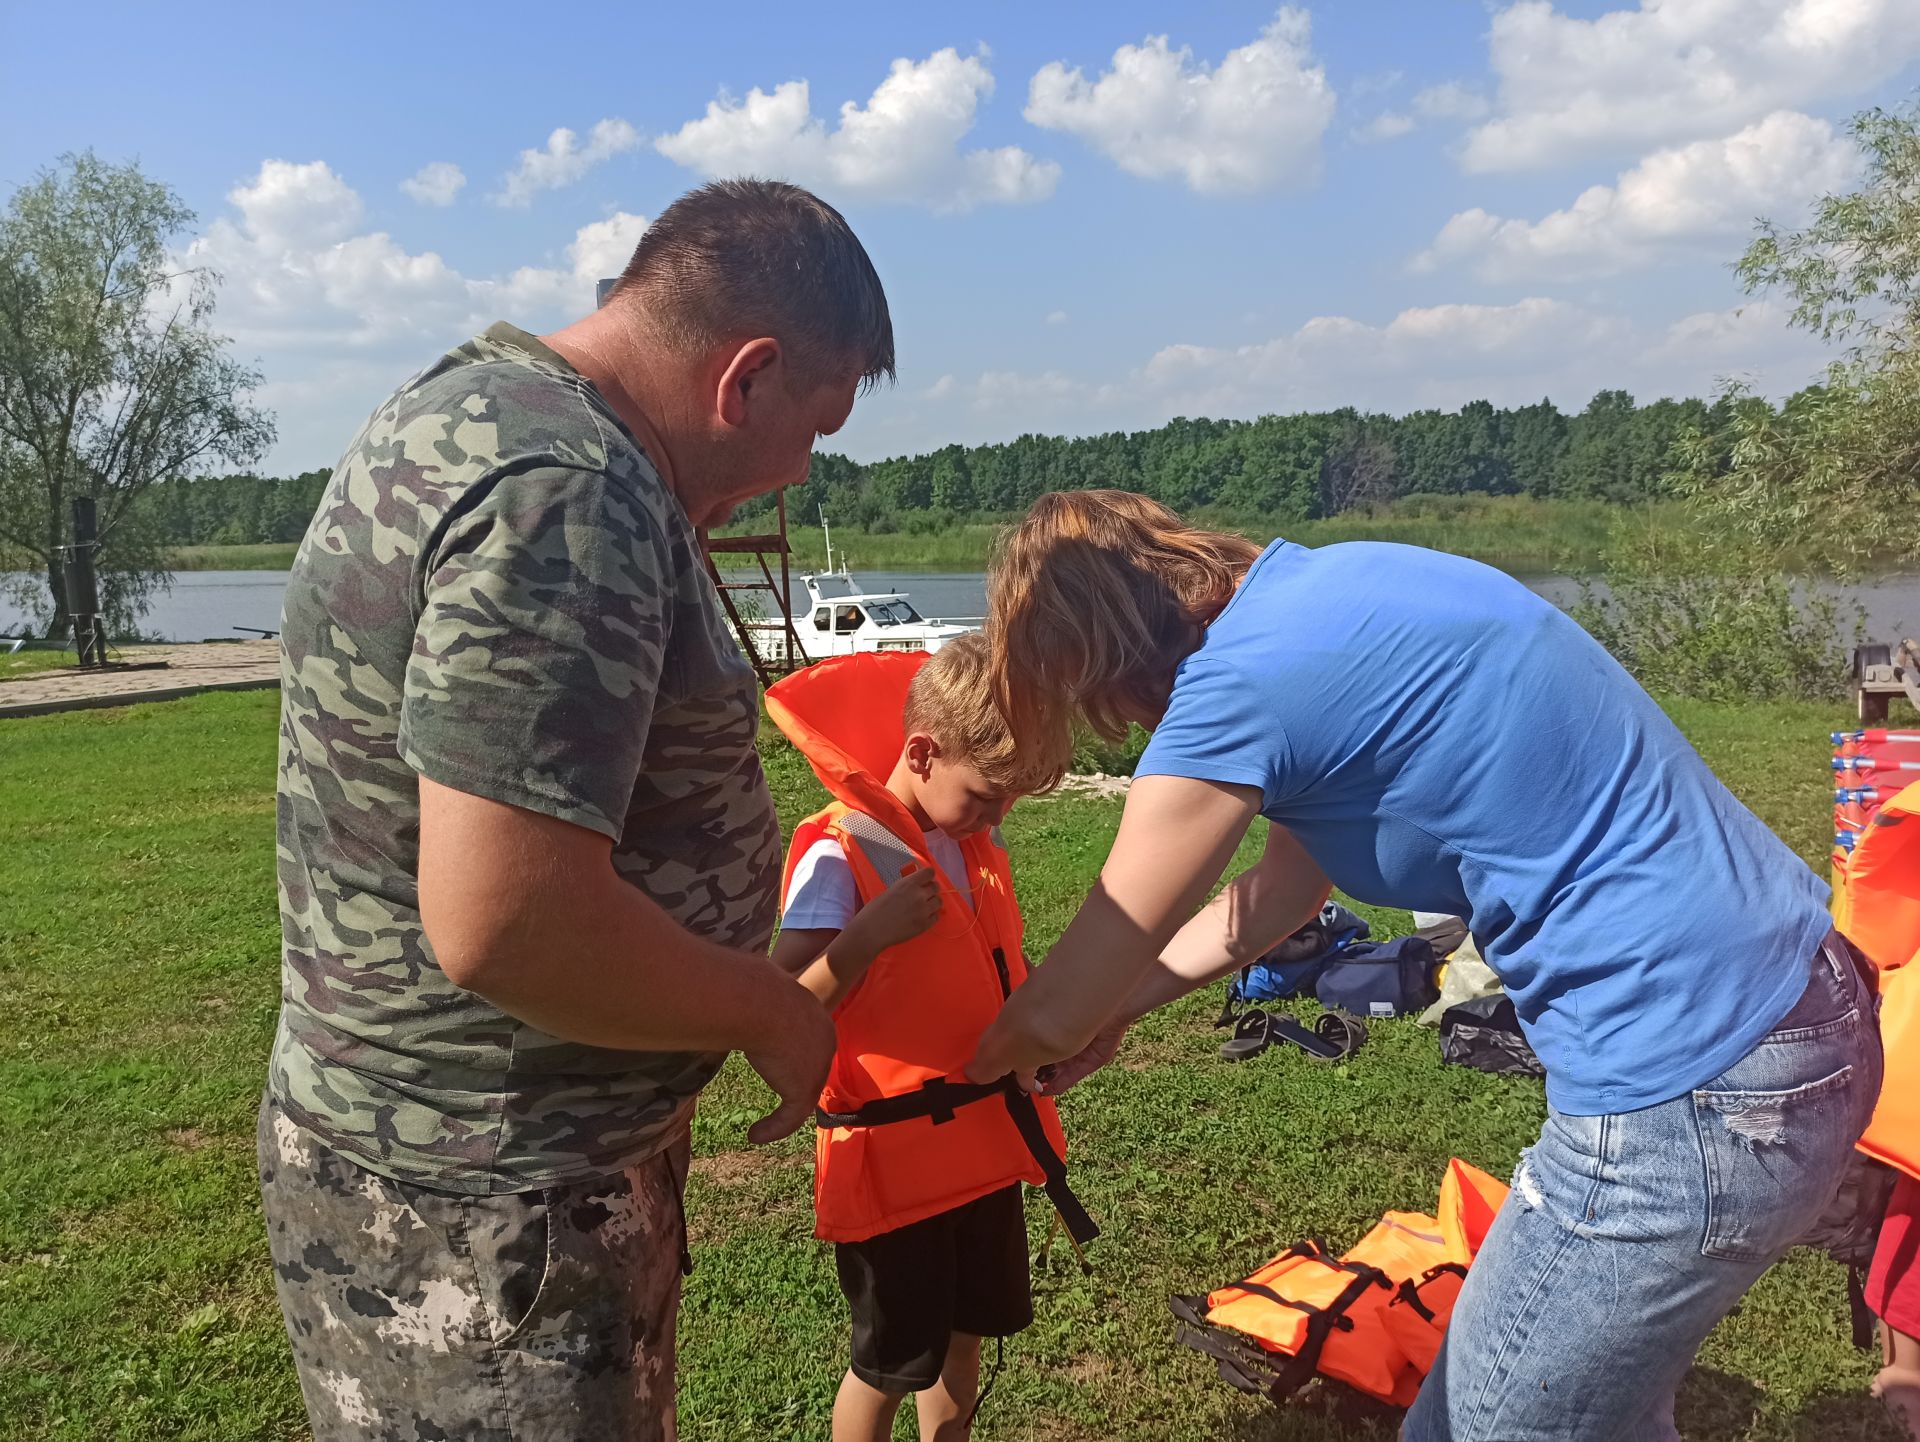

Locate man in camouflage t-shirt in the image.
[259,181,893,1442]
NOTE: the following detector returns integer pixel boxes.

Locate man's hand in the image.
[743,998,837,1144]
[1038,1017,1130,1095]
[846,867,942,951]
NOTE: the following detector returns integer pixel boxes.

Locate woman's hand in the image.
[1037,1017,1130,1095]
[966,775,1263,1083]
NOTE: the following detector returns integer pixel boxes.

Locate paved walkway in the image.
[0,640,280,718]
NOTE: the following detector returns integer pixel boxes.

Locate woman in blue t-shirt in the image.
[967,490,1881,1442]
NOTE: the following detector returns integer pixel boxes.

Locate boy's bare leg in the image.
[834,1370,905,1442]
[916,1333,983,1442]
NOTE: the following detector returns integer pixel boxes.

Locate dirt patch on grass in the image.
[1052,773,1132,799]
[164,1127,212,1151]
[690,1149,800,1186]
[1061,1354,1114,1385]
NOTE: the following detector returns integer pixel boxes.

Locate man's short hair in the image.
[904,633,1024,795]
[609,179,895,392]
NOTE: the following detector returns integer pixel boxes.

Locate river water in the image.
[3,568,1918,646]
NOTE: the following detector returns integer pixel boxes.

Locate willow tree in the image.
[1680,103,1920,572]
[0,153,273,639]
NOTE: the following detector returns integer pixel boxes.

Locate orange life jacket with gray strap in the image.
[1834,780,1920,1182]
[766,652,1094,1247]
[1172,1158,1509,1408]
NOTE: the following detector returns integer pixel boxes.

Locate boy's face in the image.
[904,734,1018,839]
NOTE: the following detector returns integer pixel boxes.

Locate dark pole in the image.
[63,496,106,667]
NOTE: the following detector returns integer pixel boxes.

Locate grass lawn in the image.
[0,689,1898,1440]
[0,650,73,681]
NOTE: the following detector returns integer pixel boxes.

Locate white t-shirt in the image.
[782,827,973,932]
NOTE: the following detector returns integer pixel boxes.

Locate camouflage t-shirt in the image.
[270,323,780,1194]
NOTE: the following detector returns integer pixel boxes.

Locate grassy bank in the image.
[729,496,1654,575]
[162,498,1662,575]
[165,543,300,572]
[0,649,72,681]
[0,690,1893,1440]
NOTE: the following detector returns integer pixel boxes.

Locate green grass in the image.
[0,691,1898,1440]
[0,649,74,681]
[165,543,300,571]
[680,497,1663,577]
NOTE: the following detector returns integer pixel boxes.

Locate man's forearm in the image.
[451,869,808,1054]
[418,778,813,1056]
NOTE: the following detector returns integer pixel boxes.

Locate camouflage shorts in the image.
[258,1092,690,1442]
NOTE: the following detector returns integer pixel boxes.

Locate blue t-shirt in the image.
[1137,540,1831,1114]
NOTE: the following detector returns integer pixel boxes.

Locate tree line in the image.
[148,390,1733,549]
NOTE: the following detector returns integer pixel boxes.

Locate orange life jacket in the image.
[1835,780,1920,1182]
[1173,1158,1509,1408]
[766,653,1091,1246]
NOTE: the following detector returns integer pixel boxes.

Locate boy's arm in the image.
[768,925,875,1011]
[771,868,944,1011]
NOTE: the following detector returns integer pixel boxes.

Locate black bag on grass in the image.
[1314,937,1438,1018]
[1438,994,1544,1078]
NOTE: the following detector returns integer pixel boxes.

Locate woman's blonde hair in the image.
[987,490,1261,792]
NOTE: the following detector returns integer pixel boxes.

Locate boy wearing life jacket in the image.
[766,636,1092,1442]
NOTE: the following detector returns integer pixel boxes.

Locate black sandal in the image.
[1301,1010,1366,1061]
[1219,1008,1275,1061]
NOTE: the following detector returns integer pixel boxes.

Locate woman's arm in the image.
[1035,824,1332,1092]
[1123,821,1332,1017]
[966,774,1264,1082]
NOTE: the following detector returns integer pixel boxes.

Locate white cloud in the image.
[229,160,364,253]
[1463,0,1920,172]
[1024,7,1335,194]
[494,119,642,207]
[1417,111,1857,279]
[1046,309,1069,326]
[1412,82,1488,122]
[1356,112,1415,144]
[400,161,466,207]
[193,162,641,366]
[187,162,653,465]
[656,48,1058,213]
[567,211,649,285]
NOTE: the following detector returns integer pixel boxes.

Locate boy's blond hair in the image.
[903,632,1023,794]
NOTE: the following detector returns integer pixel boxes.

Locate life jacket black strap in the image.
[815,1073,1100,1246]
[1391,1262,1469,1322]
[1172,1254,1392,1405]
[814,1075,1004,1129]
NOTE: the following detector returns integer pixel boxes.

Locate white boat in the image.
[739,517,980,666]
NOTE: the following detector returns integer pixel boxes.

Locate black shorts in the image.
[834,1185,1034,1393]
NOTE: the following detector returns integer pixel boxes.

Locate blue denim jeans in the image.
[1404,932,1882,1442]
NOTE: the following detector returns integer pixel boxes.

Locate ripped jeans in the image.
[1405,931,1882,1442]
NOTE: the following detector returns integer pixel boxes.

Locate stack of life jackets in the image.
[1834,778,1920,1187]
[765,652,1097,1248]
[1171,1158,1508,1409]
[1833,729,1920,856]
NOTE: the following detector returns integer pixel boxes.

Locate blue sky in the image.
[5,0,1919,473]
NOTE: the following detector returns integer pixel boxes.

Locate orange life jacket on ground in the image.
[1172,1158,1509,1408]
[1835,780,1920,1182]
[766,653,1092,1246]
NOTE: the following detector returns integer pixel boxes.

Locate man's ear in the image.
[715,337,783,428]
